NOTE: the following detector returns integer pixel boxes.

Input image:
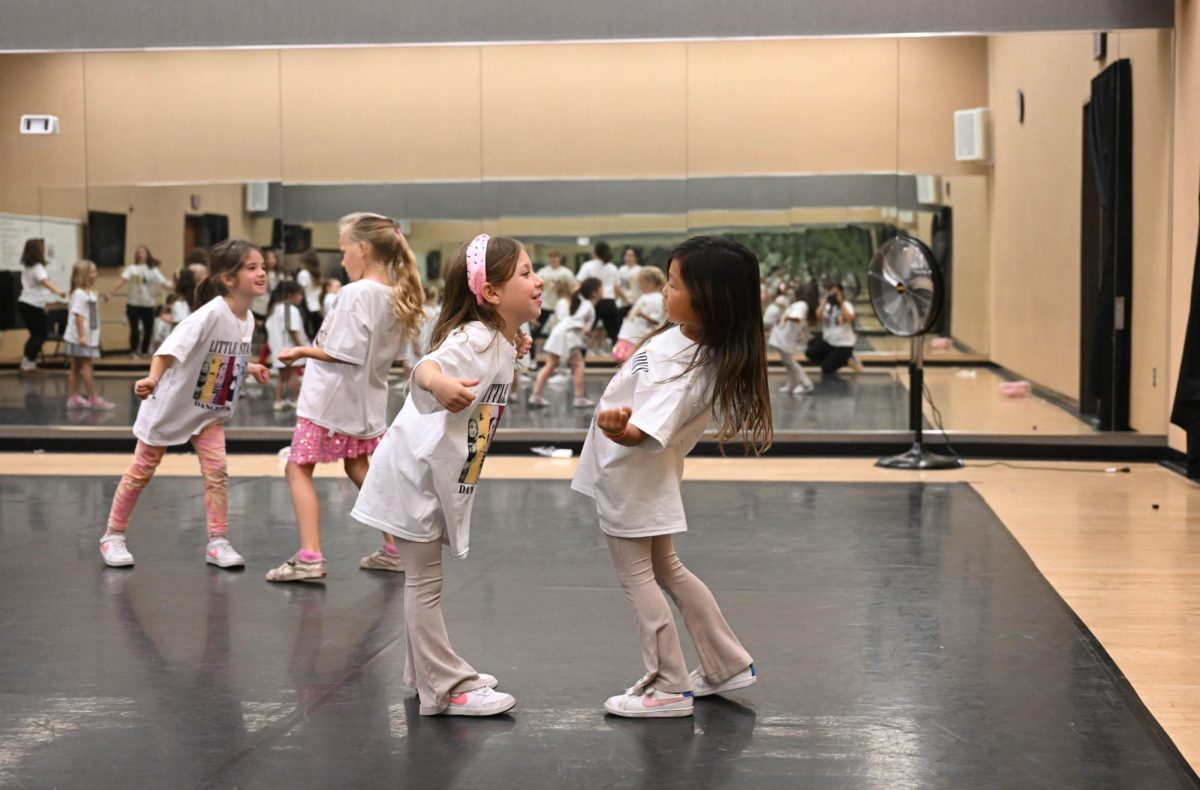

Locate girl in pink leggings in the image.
[100,240,271,569]
[572,235,773,718]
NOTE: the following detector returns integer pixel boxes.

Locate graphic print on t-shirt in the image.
[458,381,510,492]
[191,339,252,411]
[88,300,99,331]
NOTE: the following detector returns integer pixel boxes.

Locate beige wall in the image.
[987,31,1173,435]
[945,175,991,353]
[1170,0,1200,452]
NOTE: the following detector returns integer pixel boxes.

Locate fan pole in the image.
[876,336,964,470]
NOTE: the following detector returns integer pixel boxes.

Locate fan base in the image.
[876,444,964,470]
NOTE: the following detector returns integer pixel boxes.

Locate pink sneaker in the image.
[88,396,116,410]
[66,394,89,409]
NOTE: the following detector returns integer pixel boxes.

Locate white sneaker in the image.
[604,686,694,718]
[443,685,515,716]
[206,537,245,568]
[100,532,134,567]
[527,393,549,408]
[19,357,37,371]
[273,400,289,412]
[688,663,757,697]
[792,384,813,395]
[778,383,792,393]
[572,396,595,409]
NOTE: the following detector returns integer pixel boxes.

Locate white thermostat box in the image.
[20,115,60,135]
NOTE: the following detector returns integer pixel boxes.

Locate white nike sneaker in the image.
[688,663,757,697]
[604,686,694,718]
[100,532,134,567]
[443,686,515,716]
[205,537,245,568]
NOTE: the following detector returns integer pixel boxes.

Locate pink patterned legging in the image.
[107,422,229,537]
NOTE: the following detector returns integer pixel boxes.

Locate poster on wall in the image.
[0,213,82,292]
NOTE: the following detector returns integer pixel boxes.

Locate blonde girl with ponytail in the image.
[266,213,424,583]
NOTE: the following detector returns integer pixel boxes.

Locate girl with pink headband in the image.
[352,233,540,716]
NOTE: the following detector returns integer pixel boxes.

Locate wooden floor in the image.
[3,452,1195,769]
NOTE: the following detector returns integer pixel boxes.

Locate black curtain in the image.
[1084,59,1133,431]
[1170,190,1200,477]
[929,207,952,337]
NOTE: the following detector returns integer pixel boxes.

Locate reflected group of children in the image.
[96,214,774,720]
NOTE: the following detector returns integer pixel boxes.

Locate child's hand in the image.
[277,347,303,366]
[596,406,632,440]
[431,373,479,413]
[515,331,533,359]
[246,363,270,384]
[134,376,159,400]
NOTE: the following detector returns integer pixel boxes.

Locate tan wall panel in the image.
[945,175,990,353]
[686,39,898,175]
[83,51,281,185]
[987,33,1097,400]
[1171,0,1200,452]
[898,37,991,177]
[1119,30,1172,434]
[989,30,1174,426]
[281,47,481,183]
[0,54,86,188]
[480,43,687,179]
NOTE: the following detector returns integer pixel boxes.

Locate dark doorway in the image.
[1080,60,1133,431]
[184,213,230,261]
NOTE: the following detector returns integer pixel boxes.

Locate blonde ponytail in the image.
[339,212,424,341]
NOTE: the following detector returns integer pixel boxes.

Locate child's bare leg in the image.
[343,454,394,548]
[81,358,97,400]
[570,351,586,397]
[285,461,322,553]
[275,370,285,402]
[67,358,79,398]
[532,355,558,397]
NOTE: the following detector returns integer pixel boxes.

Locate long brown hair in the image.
[662,235,773,453]
[339,212,424,341]
[429,235,524,351]
[20,239,45,268]
[195,239,262,306]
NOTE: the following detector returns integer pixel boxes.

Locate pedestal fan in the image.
[868,236,963,470]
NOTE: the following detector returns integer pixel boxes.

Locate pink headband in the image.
[466,233,490,305]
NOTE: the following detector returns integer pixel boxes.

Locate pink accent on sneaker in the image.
[208,548,219,558]
[449,693,468,706]
[382,544,399,557]
[298,549,323,562]
[642,694,688,708]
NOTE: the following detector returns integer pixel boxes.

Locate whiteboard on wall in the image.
[0,212,82,293]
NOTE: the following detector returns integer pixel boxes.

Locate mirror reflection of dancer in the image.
[100,240,271,569]
[352,234,538,716]
[266,213,424,583]
[527,277,602,409]
[573,236,771,717]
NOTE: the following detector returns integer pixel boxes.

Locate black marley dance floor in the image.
[0,475,1194,789]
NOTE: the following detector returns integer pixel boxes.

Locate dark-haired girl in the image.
[573,235,772,718]
[99,240,270,569]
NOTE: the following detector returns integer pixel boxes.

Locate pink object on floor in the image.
[930,337,952,351]
[998,381,1033,398]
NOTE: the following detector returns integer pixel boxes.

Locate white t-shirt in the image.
[577,259,620,300]
[822,301,857,347]
[266,302,307,370]
[18,264,56,307]
[133,296,255,447]
[120,264,167,308]
[615,264,643,307]
[543,299,594,358]
[352,321,517,558]
[768,301,810,354]
[296,280,405,439]
[572,326,714,538]
[296,269,322,312]
[170,299,191,323]
[63,290,100,347]
[617,292,665,345]
[536,265,577,312]
[151,317,173,350]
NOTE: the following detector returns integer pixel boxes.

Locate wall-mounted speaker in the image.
[246,182,270,212]
[954,107,991,163]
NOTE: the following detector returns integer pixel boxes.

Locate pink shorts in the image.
[288,417,382,465]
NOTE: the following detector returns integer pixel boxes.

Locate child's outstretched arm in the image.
[596,406,647,447]
[414,360,478,413]
[134,355,173,399]
[277,346,348,366]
